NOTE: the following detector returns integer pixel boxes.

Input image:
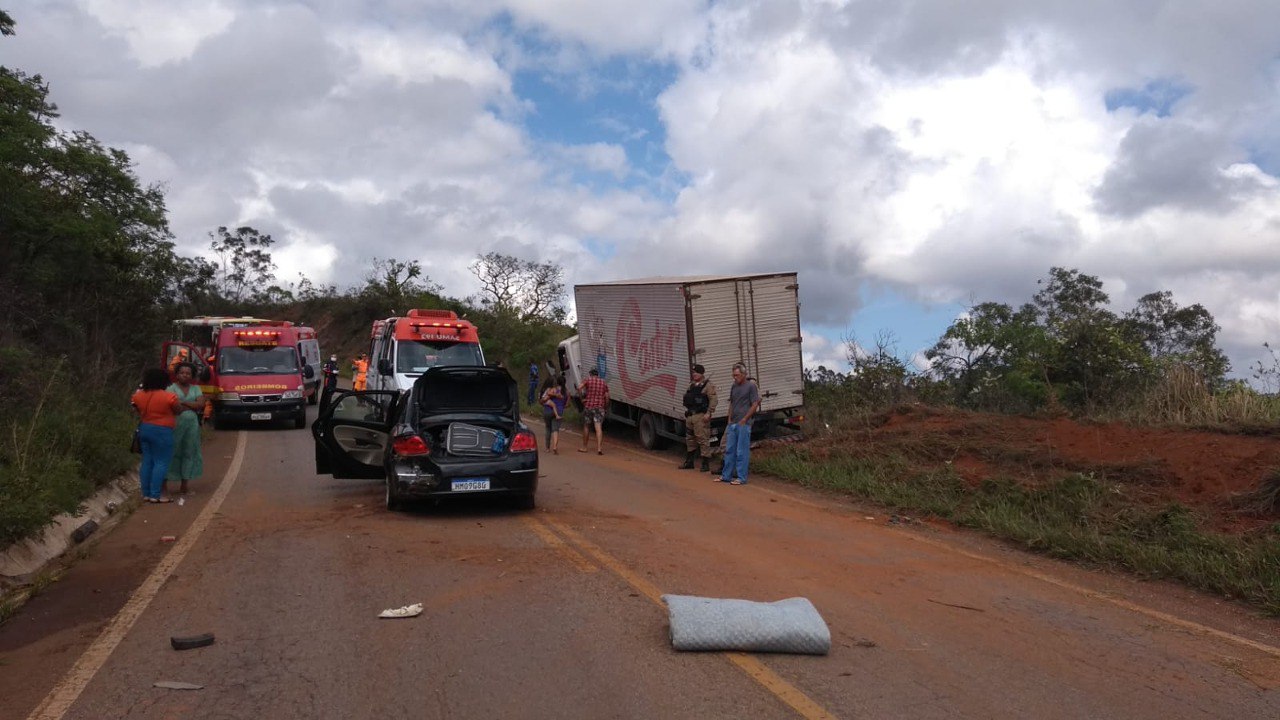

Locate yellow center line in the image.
[522,516,599,573]
[27,431,249,720]
[540,515,840,720]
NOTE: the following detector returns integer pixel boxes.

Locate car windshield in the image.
[218,346,300,375]
[396,340,484,374]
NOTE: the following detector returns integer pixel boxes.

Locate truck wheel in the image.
[307,388,318,406]
[211,414,225,431]
[294,411,307,429]
[638,413,663,450]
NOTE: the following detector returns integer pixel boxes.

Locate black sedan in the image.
[312,366,538,511]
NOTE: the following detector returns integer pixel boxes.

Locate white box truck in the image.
[557,273,805,449]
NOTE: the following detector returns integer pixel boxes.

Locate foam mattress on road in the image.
[662,594,831,655]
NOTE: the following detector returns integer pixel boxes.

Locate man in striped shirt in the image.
[577,368,610,455]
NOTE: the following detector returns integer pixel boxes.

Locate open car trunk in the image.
[412,366,519,458]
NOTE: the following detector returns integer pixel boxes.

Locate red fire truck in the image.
[162,317,321,429]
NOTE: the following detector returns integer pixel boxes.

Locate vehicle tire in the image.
[515,492,536,511]
[307,388,318,406]
[638,413,663,450]
[385,481,402,512]
[211,414,226,431]
[294,411,307,429]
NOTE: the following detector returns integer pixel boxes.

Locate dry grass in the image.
[1231,469,1280,517]
[1111,365,1280,428]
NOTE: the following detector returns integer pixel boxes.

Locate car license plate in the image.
[250,412,272,421]
[451,478,490,492]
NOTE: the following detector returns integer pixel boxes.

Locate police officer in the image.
[679,364,717,471]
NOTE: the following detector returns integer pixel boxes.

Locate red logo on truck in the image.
[616,298,681,398]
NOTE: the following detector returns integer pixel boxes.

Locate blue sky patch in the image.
[499,28,678,194]
[1104,77,1192,117]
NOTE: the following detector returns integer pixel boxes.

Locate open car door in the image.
[312,390,402,479]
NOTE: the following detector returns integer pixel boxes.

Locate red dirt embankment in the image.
[820,406,1280,534]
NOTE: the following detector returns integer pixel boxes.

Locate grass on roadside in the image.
[756,448,1280,615]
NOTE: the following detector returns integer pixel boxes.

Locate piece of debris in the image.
[160,535,177,543]
[170,633,216,650]
[662,594,831,655]
[379,603,423,619]
[854,638,877,648]
[154,681,204,690]
[72,520,99,543]
[863,516,875,521]
[927,598,985,613]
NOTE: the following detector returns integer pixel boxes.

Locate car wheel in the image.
[385,481,402,511]
[307,389,318,406]
[294,411,307,429]
[211,414,225,431]
[515,492,536,511]
[638,413,663,450]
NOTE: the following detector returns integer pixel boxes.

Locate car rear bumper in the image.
[390,464,538,499]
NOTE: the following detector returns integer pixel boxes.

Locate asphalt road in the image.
[3,408,1280,719]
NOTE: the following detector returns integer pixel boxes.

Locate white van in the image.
[367,309,486,392]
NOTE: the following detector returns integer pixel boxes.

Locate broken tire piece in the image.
[170,633,215,651]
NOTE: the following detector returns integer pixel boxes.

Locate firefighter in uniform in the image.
[352,353,369,391]
[679,364,717,471]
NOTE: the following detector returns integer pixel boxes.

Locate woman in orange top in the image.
[131,368,184,503]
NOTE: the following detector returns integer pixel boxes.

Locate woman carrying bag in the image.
[131,367,184,504]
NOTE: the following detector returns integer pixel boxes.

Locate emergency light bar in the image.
[234,329,281,346]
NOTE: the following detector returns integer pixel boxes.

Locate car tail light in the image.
[509,431,537,453]
[392,434,430,456]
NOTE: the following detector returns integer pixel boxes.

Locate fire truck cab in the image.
[163,317,321,429]
[366,309,485,393]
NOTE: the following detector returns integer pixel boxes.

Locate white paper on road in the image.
[662,595,831,655]
[378,602,424,618]
[154,681,204,690]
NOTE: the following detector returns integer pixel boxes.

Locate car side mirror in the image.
[378,358,393,376]
[303,365,315,379]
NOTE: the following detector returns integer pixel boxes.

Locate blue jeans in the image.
[720,422,752,483]
[138,423,175,499]
[528,382,538,405]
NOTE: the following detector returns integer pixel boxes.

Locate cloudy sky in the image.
[6,1,1280,374]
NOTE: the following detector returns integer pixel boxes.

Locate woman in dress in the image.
[131,368,184,504]
[166,362,205,495]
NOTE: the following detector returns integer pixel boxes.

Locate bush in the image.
[0,344,135,547]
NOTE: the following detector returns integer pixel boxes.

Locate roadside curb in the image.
[0,472,140,608]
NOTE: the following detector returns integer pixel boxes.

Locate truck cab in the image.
[367,309,485,393]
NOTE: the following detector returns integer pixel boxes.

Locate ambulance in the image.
[366,309,485,393]
[162,317,321,429]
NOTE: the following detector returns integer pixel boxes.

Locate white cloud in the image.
[5,0,1280,379]
[83,0,234,66]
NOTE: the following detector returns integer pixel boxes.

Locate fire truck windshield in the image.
[397,340,483,374]
[218,346,300,375]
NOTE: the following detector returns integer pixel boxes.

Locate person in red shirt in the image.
[131,368,184,503]
[576,368,610,455]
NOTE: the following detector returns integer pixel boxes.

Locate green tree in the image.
[208,225,277,303]
[1122,291,1229,386]
[926,301,1050,410]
